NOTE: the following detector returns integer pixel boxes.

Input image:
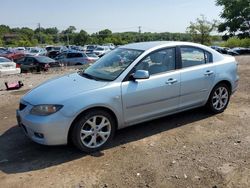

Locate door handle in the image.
[165,78,178,85]
[204,70,214,76]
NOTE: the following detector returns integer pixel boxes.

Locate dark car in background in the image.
[16,56,58,72]
[229,47,250,55]
[55,52,99,66]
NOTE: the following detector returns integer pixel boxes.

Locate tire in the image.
[71,110,116,153]
[206,83,231,113]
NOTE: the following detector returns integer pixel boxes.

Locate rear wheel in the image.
[71,110,116,153]
[206,83,231,113]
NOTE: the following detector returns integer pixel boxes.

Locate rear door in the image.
[121,47,180,125]
[179,46,216,109]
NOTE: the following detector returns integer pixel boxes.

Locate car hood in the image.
[22,73,108,105]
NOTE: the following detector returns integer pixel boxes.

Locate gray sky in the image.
[0,0,222,33]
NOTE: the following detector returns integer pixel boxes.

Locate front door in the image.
[121,47,181,125]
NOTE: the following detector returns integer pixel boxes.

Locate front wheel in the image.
[71,110,116,153]
[206,83,231,113]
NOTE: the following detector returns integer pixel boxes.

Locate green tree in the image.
[186,15,217,45]
[62,26,76,34]
[45,27,59,35]
[98,29,112,41]
[216,0,250,38]
[73,30,88,45]
[0,38,3,46]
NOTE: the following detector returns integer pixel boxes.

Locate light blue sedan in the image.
[17,41,239,152]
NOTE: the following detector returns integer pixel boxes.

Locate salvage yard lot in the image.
[0,56,249,188]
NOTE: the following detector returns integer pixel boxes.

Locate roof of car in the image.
[119,41,207,51]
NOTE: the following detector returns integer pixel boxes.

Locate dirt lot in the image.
[0,56,249,188]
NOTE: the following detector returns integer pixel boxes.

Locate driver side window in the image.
[135,48,176,75]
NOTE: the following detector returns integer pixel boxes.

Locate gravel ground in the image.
[0,56,249,188]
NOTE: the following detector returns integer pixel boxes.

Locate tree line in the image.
[0,0,249,48]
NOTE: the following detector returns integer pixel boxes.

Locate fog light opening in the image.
[34,132,44,139]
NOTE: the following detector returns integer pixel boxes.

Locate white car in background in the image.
[0,57,21,76]
[103,43,115,50]
[93,46,111,57]
[26,47,47,56]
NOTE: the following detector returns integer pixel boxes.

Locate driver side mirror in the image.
[131,70,150,80]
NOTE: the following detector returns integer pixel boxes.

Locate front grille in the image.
[19,103,27,111]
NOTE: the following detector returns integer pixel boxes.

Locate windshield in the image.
[30,49,39,53]
[95,47,104,51]
[87,46,96,50]
[83,48,143,81]
[35,56,54,63]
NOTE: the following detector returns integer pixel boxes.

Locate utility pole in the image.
[67,33,69,46]
[138,26,142,42]
[138,26,142,34]
[38,23,41,44]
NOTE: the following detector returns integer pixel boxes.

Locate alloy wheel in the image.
[80,115,111,148]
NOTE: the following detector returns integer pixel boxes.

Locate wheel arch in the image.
[213,80,232,94]
[67,106,118,144]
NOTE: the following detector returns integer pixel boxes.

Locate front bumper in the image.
[16,101,73,145]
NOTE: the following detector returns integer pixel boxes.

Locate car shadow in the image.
[0,107,212,174]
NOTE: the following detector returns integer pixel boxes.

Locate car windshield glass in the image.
[82,48,143,81]
[0,58,11,62]
[30,49,39,53]
[35,56,54,63]
[96,47,104,51]
[87,46,95,50]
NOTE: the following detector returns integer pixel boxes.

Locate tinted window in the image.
[35,56,54,63]
[67,53,78,58]
[135,48,176,75]
[75,53,83,58]
[181,47,206,68]
[57,53,66,59]
[24,57,35,65]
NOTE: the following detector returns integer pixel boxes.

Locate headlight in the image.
[30,105,63,116]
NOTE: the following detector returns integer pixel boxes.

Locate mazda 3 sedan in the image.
[17,41,239,152]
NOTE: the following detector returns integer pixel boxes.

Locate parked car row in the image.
[211,46,250,56]
[54,52,99,66]
[0,43,114,74]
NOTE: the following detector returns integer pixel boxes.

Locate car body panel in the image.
[121,71,180,125]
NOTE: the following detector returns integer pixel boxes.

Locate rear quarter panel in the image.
[213,55,239,94]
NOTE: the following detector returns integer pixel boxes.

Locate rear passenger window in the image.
[181,47,205,68]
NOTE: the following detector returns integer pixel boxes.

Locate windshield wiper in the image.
[81,72,98,80]
[80,72,113,81]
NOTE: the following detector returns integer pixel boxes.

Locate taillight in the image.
[86,58,93,63]
[16,63,20,68]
